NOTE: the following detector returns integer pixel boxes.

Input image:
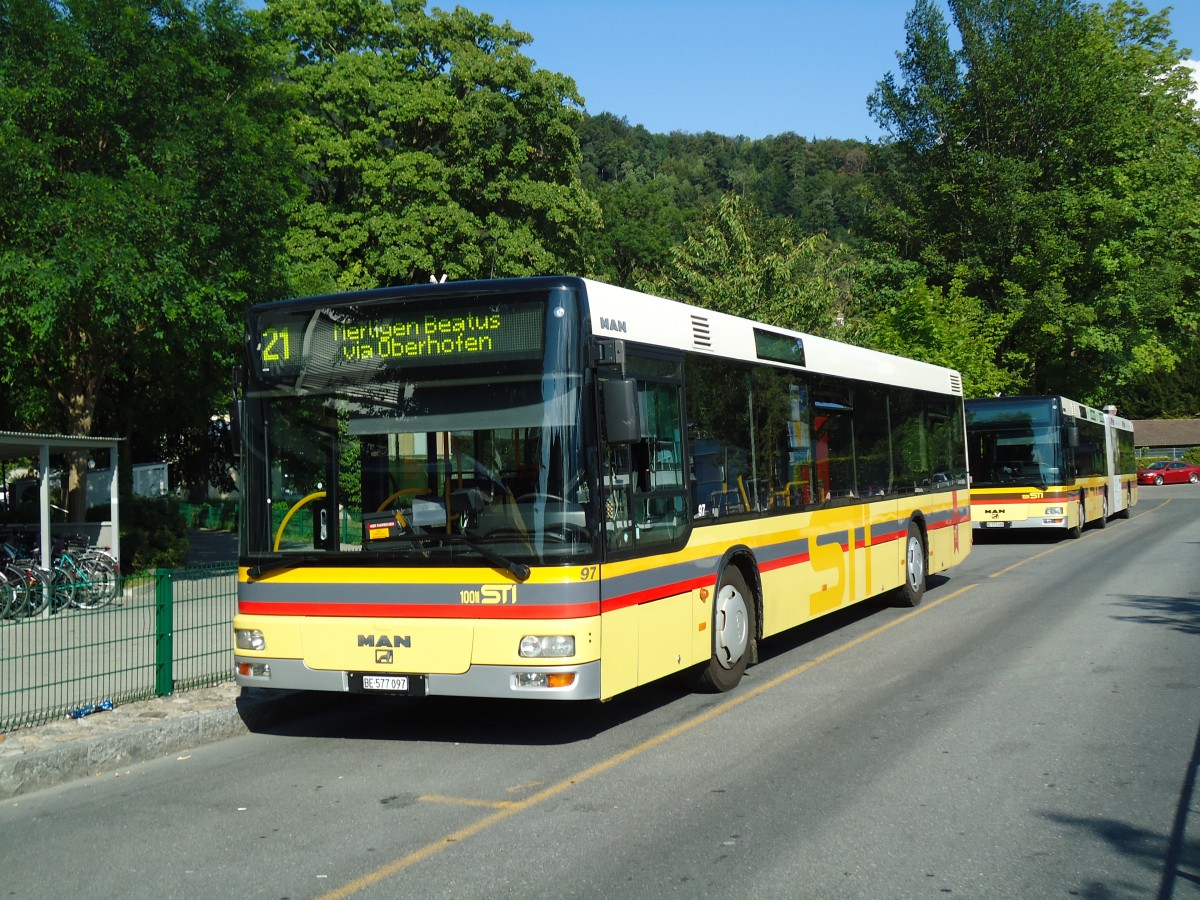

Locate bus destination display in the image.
[255,301,545,381]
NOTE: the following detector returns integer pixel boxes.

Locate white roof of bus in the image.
[580,279,963,397]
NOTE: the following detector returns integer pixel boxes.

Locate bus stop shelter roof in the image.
[0,431,122,459]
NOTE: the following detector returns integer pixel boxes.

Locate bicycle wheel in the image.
[0,570,14,619]
[50,564,76,612]
[11,565,50,616]
[74,555,117,609]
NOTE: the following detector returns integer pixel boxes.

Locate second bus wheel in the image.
[698,566,756,692]
[895,523,926,607]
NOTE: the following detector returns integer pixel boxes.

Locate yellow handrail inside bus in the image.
[274,491,326,552]
[736,475,751,512]
[376,487,430,513]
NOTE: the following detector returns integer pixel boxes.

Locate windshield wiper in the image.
[425,533,531,582]
[246,553,328,579]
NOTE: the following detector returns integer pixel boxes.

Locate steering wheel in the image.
[544,522,591,544]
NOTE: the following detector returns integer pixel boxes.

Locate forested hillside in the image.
[1,0,1196,511]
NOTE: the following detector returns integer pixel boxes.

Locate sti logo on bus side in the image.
[358,634,412,648]
[600,317,627,334]
[460,585,519,605]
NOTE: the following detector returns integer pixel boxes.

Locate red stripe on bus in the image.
[237,601,598,619]
[760,552,810,572]
[969,494,1071,504]
[600,574,716,613]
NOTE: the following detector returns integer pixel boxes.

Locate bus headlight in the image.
[519,635,575,658]
[236,629,266,651]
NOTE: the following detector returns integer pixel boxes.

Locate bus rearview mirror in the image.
[603,378,641,444]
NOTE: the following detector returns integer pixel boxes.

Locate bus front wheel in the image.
[1067,498,1084,539]
[895,523,926,608]
[698,567,756,693]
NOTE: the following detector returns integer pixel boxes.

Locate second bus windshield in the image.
[967,399,1063,487]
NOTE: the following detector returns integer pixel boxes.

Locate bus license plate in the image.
[362,675,409,692]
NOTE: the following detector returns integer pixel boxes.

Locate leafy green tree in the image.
[1116,339,1200,418]
[867,0,1200,405]
[861,261,1018,397]
[0,0,294,516]
[637,193,855,337]
[577,114,876,287]
[264,0,599,291]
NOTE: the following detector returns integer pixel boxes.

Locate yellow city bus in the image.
[966,395,1137,537]
[233,277,970,700]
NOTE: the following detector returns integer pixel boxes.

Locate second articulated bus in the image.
[233,276,971,701]
[966,395,1137,537]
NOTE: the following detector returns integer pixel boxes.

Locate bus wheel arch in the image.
[1067,493,1085,538]
[895,516,927,608]
[697,555,759,693]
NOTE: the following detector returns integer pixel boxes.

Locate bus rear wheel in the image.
[895,523,926,608]
[698,567,755,693]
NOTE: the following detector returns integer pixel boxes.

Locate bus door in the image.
[597,356,689,556]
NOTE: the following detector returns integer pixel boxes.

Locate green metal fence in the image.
[0,563,237,733]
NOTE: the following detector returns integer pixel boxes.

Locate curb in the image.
[0,688,323,800]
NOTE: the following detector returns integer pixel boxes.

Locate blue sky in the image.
[461,0,1200,141]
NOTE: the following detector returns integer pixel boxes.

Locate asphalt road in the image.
[2,485,1197,900]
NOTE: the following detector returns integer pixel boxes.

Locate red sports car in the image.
[1137,460,1200,485]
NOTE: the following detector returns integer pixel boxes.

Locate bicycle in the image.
[56,534,120,609]
[0,538,51,618]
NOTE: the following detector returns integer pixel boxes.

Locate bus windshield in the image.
[967,399,1063,487]
[239,287,594,566]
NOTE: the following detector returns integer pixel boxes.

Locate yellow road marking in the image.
[319,581,978,900]
[418,795,514,809]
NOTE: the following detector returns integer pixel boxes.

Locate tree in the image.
[860,259,1019,398]
[637,193,855,337]
[867,0,1200,406]
[0,0,295,516]
[264,0,600,291]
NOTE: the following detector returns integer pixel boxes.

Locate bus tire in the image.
[1096,494,1108,528]
[895,523,926,608]
[1067,498,1084,539]
[698,566,755,693]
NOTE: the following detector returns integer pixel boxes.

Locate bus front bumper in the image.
[973,515,1068,531]
[234,656,603,700]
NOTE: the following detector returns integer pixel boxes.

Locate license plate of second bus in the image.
[362,675,409,692]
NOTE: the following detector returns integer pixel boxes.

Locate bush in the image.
[97,496,189,572]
